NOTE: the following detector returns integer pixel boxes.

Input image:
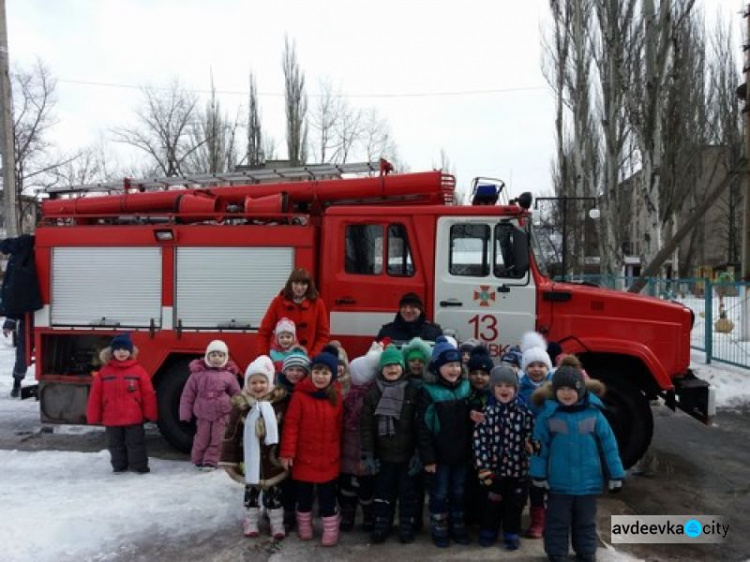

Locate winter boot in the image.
[361,499,375,532]
[398,517,416,544]
[525,506,545,538]
[283,509,296,533]
[478,528,498,547]
[242,507,261,537]
[449,510,470,545]
[321,514,340,547]
[268,508,286,540]
[370,500,392,544]
[10,378,20,398]
[296,511,314,541]
[503,532,520,550]
[430,513,450,548]
[339,499,357,532]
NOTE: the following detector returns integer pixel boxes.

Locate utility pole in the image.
[0,0,17,237]
[741,4,750,339]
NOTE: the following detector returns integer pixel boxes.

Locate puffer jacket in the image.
[86,348,157,426]
[416,376,471,466]
[219,387,289,489]
[179,359,241,422]
[360,378,419,464]
[472,396,533,478]
[280,377,343,483]
[376,311,443,343]
[341,381,374,475]
[257,293,330,357]
[529,380,625,495]
[518,371,553,415]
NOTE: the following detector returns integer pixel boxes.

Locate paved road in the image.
[3,399,748,561]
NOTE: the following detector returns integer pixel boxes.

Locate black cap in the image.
[399,292,424,311]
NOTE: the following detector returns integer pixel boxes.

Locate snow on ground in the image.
[0,338,746,562]
[691,350,750,408]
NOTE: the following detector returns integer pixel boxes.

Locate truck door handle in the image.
[440,300,463,307]
[335,297,356,305]
[497,285,510,293]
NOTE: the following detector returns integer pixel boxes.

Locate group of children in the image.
[88,316,625,562]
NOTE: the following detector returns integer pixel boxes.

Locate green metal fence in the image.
[557,275,750,370]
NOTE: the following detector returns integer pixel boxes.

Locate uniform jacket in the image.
[280,377,343,483]
[472,396,534,478]
[86,348,158,426]
[257,293,330,357]
[529,380,625,495]
[219,387,289,489]
[179,359,241,422]
[0,235,42,318]
[376,312,443,343]
[341,381,374,475]
[360,378,419,464]
[416,377,471,466]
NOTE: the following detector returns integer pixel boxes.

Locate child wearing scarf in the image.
[219,355,289,540]
[359,344,420,544]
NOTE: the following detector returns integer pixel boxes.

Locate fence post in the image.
[704,279,712,364]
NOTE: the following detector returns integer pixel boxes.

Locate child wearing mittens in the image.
[280,350,344,547]
[220,355,289,539]
[530,366,625,562]
[179,340,241,470]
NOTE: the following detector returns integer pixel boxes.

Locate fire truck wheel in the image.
[156,361,196,454]
[596,376,654,470]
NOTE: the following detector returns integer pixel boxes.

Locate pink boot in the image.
[268,508,286,540]
[321,514,340,547]
[296,511,314,541]
[243,507,260,537]
[525,506,546,538]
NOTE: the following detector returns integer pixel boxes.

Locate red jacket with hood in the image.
[257,293,330,358]
[87,355,158,426]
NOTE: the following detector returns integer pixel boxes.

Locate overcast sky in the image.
[6,0,743,200]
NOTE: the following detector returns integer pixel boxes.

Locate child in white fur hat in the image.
[220,355,290,540]
[179,340,241,469]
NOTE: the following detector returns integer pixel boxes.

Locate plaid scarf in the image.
[375,378,408,437]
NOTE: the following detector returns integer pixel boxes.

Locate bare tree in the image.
[246,71,264,168]
[309,78,342,163]
[331,103,362,164]
[282,36,307,166]
[112,77,201,177]
[361,108,395,163]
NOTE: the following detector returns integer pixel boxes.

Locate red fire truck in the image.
[28,160,712,468]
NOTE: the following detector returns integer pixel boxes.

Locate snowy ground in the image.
[0,337,747,561]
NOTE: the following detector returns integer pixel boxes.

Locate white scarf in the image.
[243,398,279,485]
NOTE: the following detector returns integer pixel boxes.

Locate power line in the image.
[57,77,548,99]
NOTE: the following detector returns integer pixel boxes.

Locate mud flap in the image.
[664,370,715,424]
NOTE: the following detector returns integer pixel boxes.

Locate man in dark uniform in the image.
[376,292,443,343]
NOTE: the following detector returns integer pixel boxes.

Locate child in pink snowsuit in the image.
[180,340,241,469]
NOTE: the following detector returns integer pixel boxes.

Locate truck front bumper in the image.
[662,369,716,424]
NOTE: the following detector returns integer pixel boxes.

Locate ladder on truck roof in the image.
[44,160,391,197]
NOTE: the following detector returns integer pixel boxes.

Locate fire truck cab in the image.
[29,162,714,468]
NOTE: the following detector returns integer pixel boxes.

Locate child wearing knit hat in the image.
[529,366,625,561]
[270,317,303,372]
[472,364,533,551]
[338,342,383,534]
[280,349,344,546]
[417,336,472,547]
[402,337,432,389]
[360,344,421,544]
[220,355,289,540]
[179,340,242,470]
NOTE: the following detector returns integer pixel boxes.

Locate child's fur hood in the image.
[232,387,287,411]
[99,346,139,364]
[530,378,606,407]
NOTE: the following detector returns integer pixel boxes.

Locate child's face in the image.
[381,363,403,382]
[284,367,307,384]
[493,383,516,404]
[207,351,226,368]
[337,363,346,378]
[526,361,548,383]
[311,366,333,389]
[408,358,424,376]
[556,387,579,406]
[276,332,295,349]
[248,374,269,397]
[439,361,462,384]
[461,351,471,365]
[469,369,490,391]
[113,348,131,361]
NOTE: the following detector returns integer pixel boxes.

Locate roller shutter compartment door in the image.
[175,247,294,329]
[51,247,162,327]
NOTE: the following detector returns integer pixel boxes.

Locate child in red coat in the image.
[280,350,343,546]
[86,333,158,473]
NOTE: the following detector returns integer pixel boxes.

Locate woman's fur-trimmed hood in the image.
[530,378,606,408]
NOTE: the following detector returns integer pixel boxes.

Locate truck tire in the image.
[156,360,195,454]
[591,374,653,470]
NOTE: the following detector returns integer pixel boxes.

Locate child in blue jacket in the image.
[529,366,625,562]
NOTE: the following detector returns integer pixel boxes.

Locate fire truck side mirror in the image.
[512,227,530,276]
